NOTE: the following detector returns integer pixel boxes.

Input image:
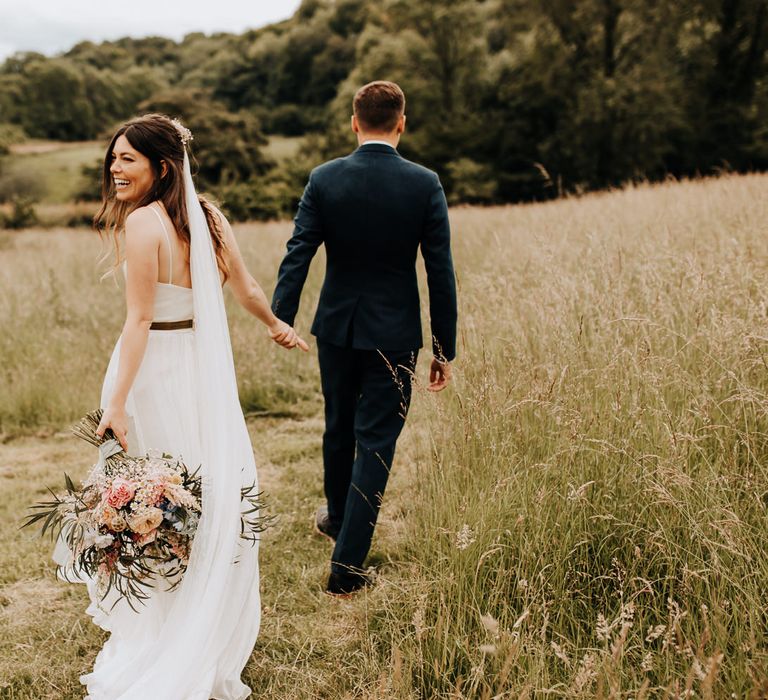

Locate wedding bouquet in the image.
[24,410,271,609]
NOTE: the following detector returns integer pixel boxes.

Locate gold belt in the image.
[149,319,194,331]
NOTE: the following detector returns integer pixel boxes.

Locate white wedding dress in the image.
[56,162,261,699]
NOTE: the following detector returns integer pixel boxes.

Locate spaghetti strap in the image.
[150,205,173,285]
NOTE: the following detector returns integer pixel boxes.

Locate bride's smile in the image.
[109,134,162,202]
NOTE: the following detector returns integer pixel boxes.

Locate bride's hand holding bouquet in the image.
[96,402,130,451]
[24,410,272,609]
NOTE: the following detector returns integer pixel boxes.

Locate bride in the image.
[61,113,307,699]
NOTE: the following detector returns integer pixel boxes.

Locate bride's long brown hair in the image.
[94,113,229,280]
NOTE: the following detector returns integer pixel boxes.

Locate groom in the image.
[271,80,457,596]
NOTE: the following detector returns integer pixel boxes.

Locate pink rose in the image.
[106,478,137,509]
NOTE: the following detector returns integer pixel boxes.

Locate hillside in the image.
[1,0,766,207]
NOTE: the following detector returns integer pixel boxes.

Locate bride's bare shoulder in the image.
[126,203,160,222]
[125,205,163,237]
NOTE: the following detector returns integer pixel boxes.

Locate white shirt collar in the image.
[361,140,396,148]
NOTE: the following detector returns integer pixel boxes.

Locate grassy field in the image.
[6,140,103,204]
[261,135,305,164]
[1,175,768,698]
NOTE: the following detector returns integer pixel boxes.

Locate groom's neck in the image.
[357,132,400,149]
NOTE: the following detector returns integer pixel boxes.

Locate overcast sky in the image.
[0,0,302,60]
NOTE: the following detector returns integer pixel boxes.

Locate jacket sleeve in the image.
[271,174,323,326]
[421,175,458,361]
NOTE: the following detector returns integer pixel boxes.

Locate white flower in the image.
[94,534,115,549]
[82,528,114,549]
[178,511,200,536]
[170,118,193,146]
[81,528,99,548]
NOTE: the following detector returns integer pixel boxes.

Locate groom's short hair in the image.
[353,81,405,133]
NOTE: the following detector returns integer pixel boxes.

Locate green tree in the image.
[0,123,25,155]
[64,40,135,71]
[1,0,766,208]
[21,59,97,139]
[211,0,363,132]
[138,89,273,188]
[0,73,26,128]
[329,0,490,195]
[677,0,768,171]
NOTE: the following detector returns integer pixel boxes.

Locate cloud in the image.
[0,1,300,60]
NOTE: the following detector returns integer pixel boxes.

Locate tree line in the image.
[1,0,766,219]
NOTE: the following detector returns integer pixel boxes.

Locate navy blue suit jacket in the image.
[271,143,457,361]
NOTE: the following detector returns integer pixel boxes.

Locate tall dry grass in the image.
[1,174,766,697]
[0,221,321,435]
[371,175,768,698]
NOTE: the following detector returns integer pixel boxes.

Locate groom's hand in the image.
[428,358,451,392]
[268,319,309,351]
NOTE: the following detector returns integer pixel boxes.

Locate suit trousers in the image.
[317,340,418,575]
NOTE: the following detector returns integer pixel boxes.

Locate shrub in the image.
[0,123,26,155]
[259,104,326,136]
[1,196,38,229]
[0,169,46,204]
[214,176,298,222]
[73,161,103,202]
[445,158,498,205]
[139,89,273,189]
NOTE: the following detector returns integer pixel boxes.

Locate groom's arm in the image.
[421,175,458,362]
[271,174,323,325]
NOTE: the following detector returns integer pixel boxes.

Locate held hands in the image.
[96,404,130,451]
[268,319,309,352]
[428,358,452,392]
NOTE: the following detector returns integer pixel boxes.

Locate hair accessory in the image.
[171,118,194,146]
